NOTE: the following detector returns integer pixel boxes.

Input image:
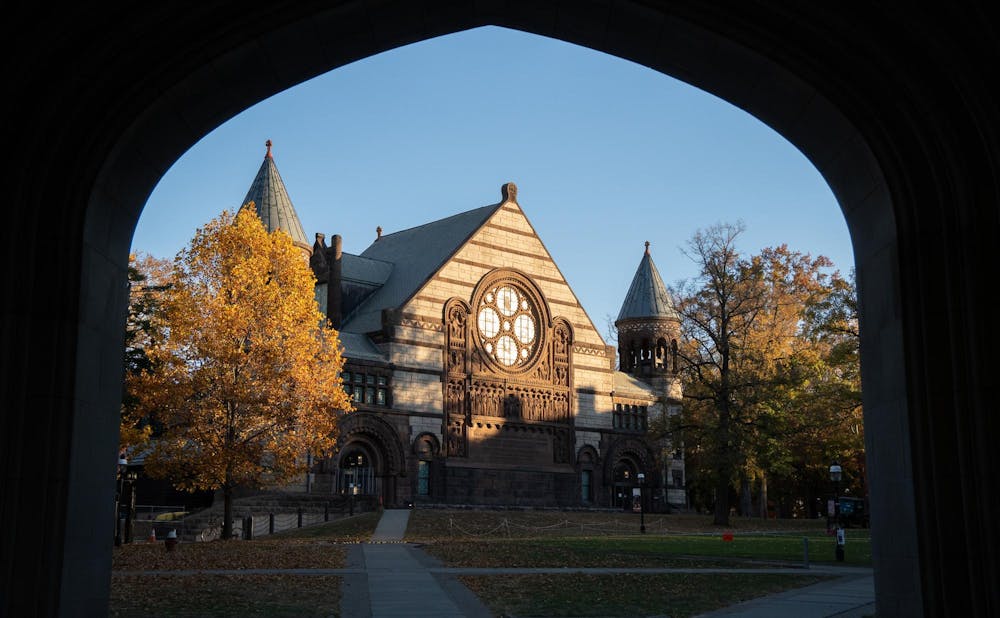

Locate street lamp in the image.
[829,462,844,562]
[115,457,127,546]
[637,472,646,534]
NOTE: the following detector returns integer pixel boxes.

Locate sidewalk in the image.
[695,573,874,617]
[347,509,875,618]
[345,508,492,617]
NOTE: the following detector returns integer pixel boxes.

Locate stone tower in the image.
[615,241,682,405]
[239,139,312,259]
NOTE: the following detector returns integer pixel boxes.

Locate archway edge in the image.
[7,4,996,617]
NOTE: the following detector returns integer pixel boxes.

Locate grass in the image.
[461,573,833,617]
[110,574,341,617]
[407,509,872,567]
[109,508,866,617]
[109,512,378,616]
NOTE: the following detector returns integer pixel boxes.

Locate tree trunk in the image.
[740,473,752,517]
[713,405,732,526]
[713,479,730,525]
[222,482,233,540]
[759,472,769,519]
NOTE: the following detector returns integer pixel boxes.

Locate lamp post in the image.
[637,472,646,533]
[114,457,127,546]
[829,462,844,562]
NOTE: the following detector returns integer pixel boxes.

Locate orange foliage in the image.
[129,207,352,494]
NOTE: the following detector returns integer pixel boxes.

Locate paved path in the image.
[696,573,875,618]
[344,509,492,617]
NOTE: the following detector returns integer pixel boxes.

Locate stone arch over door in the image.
[6,5,996,616]
[605,438,656,510]
[336,413,407,507]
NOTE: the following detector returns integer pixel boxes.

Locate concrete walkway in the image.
[344,509,492,617]
[696,573,875,617]
[343,509,875,618]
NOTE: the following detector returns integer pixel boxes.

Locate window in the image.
[581,470,592,503]
[476,282,540,368]
[342,368,390,406]
[417,461,430,496]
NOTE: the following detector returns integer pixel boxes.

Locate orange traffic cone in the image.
[148,528,157,543]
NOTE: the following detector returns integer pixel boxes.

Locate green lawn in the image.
[109,508,867,617]
[462,573,833,617]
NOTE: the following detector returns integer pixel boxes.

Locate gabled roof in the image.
[617,242,680,322]
[341,203,501,333]
[239,140,310,252]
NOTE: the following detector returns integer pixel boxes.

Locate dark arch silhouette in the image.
[3,5,996,616]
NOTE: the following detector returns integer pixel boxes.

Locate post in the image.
[830,462,845,562]
[269,512,275,534]
[803,537,810,569]
[325,503,330,522]
[638,472,646,533]
[244,516,253,540]
[297,507,303,528]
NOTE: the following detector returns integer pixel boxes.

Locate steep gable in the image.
[340,203,500,333]
[402,184,607,350]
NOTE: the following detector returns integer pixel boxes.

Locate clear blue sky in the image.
[133,26,852,336]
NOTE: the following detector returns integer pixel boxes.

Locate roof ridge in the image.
[371,202,501,241]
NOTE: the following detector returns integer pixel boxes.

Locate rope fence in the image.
[445,515,820,539]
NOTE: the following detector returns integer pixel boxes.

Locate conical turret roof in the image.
[617,242,680,322]
[239,140,310,252]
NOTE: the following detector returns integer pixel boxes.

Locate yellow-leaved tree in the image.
[130,206,351,539]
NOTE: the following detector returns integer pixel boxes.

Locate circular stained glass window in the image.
[476,281,539,369]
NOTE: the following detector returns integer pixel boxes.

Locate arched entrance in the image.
[5,6,997,616]
[335,413,407,509]
[337,448,378,499]
[611,457,640,510]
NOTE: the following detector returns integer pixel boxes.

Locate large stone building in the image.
[241,142,685,510]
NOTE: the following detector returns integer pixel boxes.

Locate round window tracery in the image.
[476,283,539,368]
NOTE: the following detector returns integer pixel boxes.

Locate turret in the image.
[615,242,681,382]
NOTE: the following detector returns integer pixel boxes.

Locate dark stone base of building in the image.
[443,466,578,507]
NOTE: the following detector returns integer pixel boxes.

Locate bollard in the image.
[269,512,275,534]
[802,537,810,569]
[297,507,303,528]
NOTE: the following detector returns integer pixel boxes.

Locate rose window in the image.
[477,284,538,367]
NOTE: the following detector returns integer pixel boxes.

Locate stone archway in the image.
[5,6,998,616]
[336,413,407,508]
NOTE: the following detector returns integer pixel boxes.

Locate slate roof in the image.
[239,141,310,251]
[617,244,680,322]
[613,370,659,399]
[341,203,502,333]
[338,331,388,362]
[342,253,393,286]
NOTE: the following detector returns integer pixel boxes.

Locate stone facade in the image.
[297,182,686,511]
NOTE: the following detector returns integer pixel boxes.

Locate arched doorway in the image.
[611,457,640,510]
[6,6,997,617]
[337,449,378,499]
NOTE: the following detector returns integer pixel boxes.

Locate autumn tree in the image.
[129,206,351,539]
[668,222,842,525]
[120,252,172,450]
